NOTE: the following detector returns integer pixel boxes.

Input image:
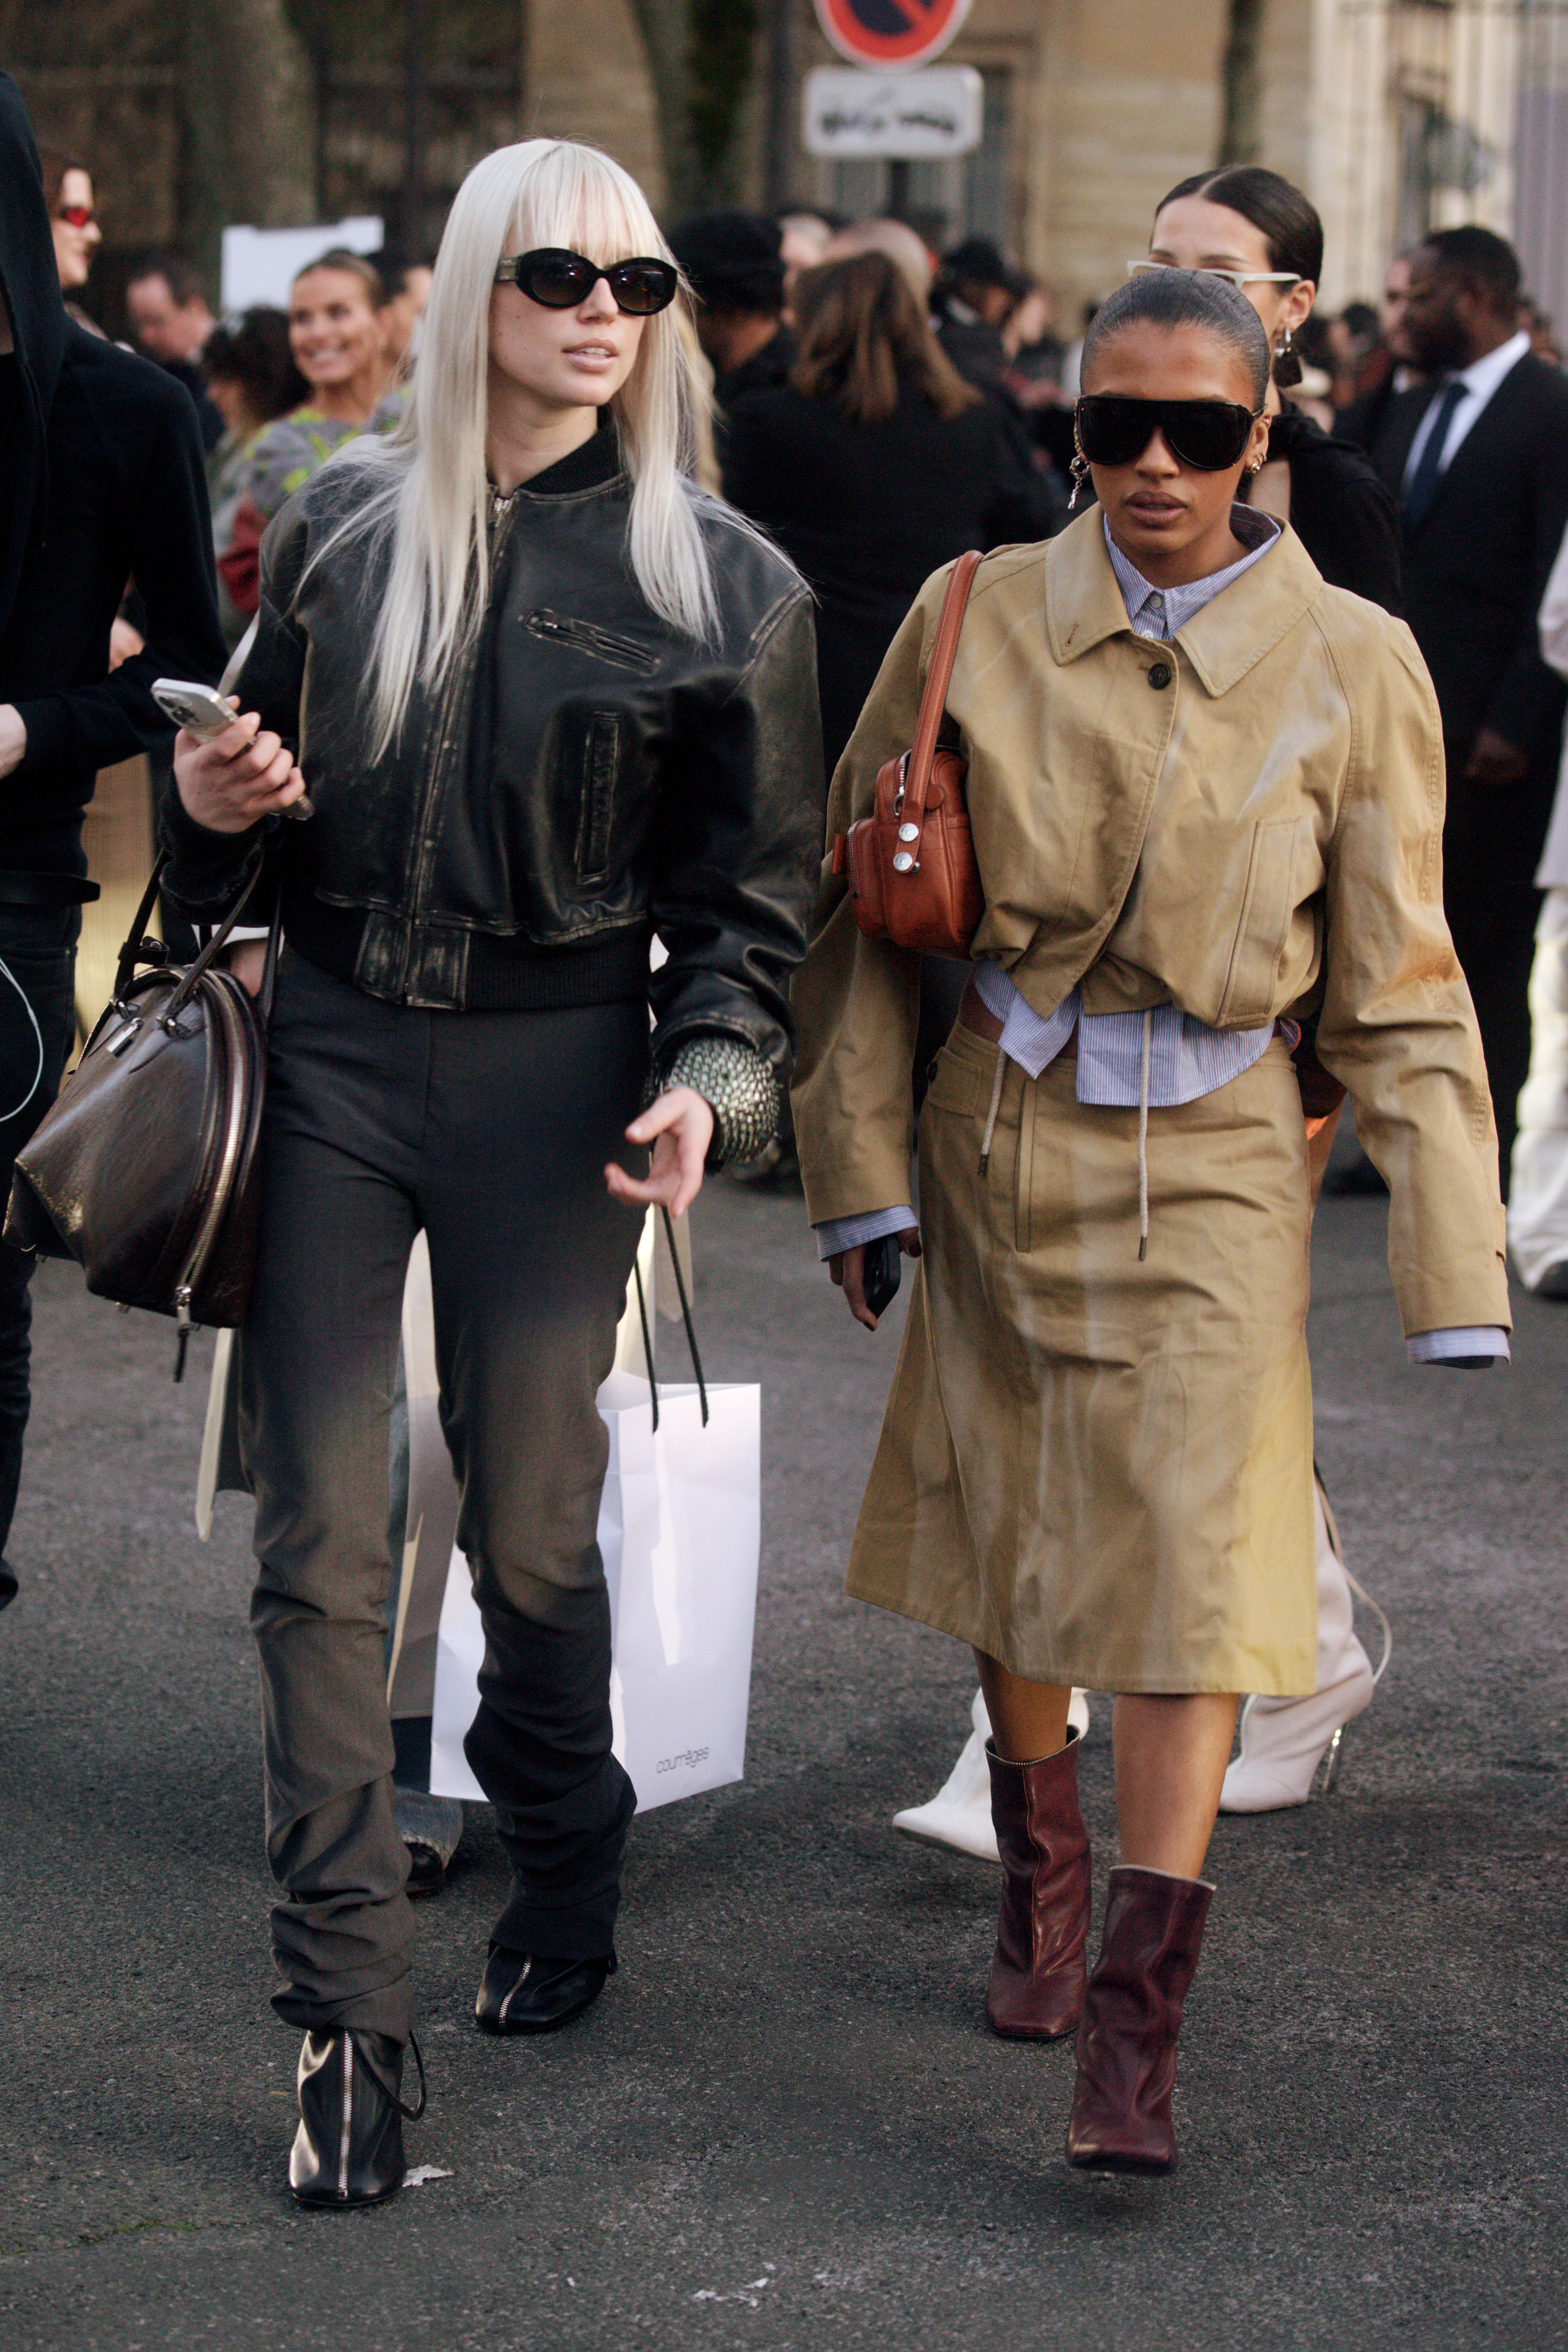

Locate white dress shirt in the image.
[1400,329,1531,492]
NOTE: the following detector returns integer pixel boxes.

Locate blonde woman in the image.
[166,139,820,2207]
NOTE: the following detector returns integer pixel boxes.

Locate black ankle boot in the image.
[474,1947,614,2035]
[288,2028,425,2208]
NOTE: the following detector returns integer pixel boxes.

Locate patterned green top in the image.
[238,405,371,525]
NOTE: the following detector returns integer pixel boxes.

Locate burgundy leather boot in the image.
[983,1730,1091,2040]
[1065,1864,1213,2172]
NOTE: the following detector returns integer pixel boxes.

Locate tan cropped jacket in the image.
[791,511,1509,1339]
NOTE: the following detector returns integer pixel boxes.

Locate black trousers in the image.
[1444,769,1554,1192]
[0,906,80,1596]
[239,952,647,2042]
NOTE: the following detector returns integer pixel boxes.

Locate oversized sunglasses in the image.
[494,248,678,315]
[1075,394,1262,472]
[1127,259,1299,292]
[55,204,98,230]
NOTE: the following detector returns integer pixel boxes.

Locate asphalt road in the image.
[0,1148,1564,2351]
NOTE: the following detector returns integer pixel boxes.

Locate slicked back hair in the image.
[1082,267,1271,405]
[1156,166,1323,289]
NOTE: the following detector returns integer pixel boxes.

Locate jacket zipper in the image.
[525,608,658,674]
[407,499,519,937]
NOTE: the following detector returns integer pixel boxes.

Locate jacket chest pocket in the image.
[1218,817,1305,1027]
[576,711,623,884]
[526,609,658,674]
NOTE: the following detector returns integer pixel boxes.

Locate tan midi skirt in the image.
[844,1021,1317,1695]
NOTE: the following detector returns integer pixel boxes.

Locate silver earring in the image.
[1068,451,1089,512]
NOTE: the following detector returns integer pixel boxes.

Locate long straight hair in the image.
[791,251,977,426]
[321,140,719,758]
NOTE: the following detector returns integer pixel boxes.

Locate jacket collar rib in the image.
[1045,504,1324,698]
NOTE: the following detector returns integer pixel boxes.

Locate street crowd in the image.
[0,62,1564,2206]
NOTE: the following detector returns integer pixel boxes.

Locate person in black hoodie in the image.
[0,73,226,1608]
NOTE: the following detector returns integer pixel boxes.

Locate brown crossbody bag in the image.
[832,546,985,960]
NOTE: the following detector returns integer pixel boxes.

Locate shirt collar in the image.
[1102,505,1282,641]
[1456,327,1530,400]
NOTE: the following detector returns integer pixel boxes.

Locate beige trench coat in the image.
[794,513,1508,1339]
[790,514,1509,1691]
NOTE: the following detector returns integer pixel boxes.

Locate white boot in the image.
[1219,1477,1390,1812]
[894,1686,1092,1861]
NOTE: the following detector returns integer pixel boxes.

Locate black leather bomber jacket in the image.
[161,429,824,1079]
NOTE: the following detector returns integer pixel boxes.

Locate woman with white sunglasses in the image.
[165,138,820,2208]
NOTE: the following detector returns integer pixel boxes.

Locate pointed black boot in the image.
[288,2028,425,2209]
[475,1946,614,2035]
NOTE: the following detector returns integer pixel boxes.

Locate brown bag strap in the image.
[900,546,983,827]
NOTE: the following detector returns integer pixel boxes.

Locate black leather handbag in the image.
[4,854,278,1377]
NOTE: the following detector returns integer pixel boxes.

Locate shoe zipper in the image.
[524,609,658,674]
[338,2034,353,2199]
[498,1957,531,2025]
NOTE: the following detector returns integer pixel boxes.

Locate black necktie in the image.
[1401,377,1466,529]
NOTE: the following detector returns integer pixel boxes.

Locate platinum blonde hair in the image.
[323,139,719,757]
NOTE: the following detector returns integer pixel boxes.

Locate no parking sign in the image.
[814,0,972,71]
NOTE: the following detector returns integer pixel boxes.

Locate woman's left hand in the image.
[605,1086,714,1220]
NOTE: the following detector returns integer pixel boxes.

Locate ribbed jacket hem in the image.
[284,888,651,1011]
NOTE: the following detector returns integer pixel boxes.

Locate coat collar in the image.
[1045,505,1324,696]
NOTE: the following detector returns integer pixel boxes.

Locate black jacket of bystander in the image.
[723,379,1061,769]
[0,72,226,887]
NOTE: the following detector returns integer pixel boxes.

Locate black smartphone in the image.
[862,1231,902,1320]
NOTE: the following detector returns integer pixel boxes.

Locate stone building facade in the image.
[7,0,1567,330]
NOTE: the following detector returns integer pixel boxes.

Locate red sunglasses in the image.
[55,204,97,230]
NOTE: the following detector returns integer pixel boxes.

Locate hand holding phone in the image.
[831,1225,920,1331]
[153,679,314,819]
[861,1230,902,1319]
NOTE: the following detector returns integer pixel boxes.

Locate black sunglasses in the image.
[1075,395,1262,472]
[494,248,679,316]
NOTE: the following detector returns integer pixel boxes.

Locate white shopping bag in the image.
[429,1370,761,1813]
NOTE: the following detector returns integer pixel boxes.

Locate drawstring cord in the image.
[979,1040,1007,1177]
[1136,1008,1152,1261]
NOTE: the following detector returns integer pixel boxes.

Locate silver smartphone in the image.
[151,678,313,819]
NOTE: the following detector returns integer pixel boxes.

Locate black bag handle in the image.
[628,1207,710,1434]
[115,852,281,1023]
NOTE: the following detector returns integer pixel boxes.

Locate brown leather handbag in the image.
[832,546,985,959]
[4,855,278,1377]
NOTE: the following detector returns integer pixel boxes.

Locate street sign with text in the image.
[813,0,972,72]
[803,65,983,160]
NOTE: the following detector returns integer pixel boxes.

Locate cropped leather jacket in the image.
[161,429,824,1091]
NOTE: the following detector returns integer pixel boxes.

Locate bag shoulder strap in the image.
[900,547,983,828]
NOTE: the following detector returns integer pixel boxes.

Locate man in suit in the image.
[1379,226,1568,1182]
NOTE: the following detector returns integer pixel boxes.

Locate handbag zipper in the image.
[169,980,253,1380]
